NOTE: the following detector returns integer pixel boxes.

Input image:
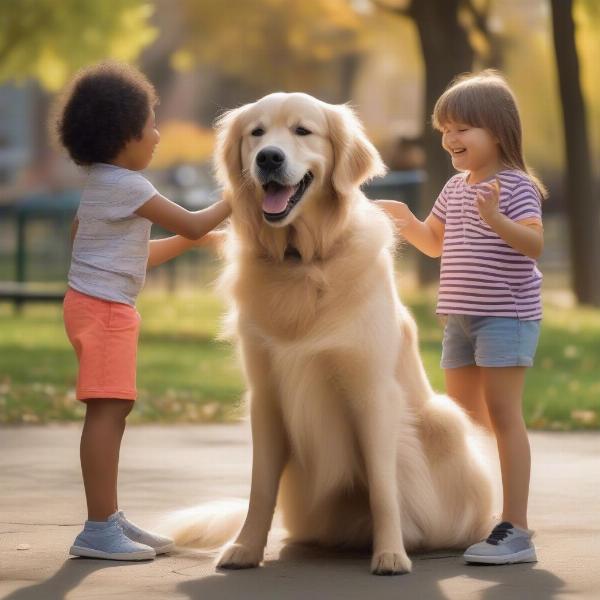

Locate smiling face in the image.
[440,121,501,181]
[215,93,385,261]
[237,93,335,227]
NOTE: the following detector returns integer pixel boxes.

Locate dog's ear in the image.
[214,103,272,252]
[326,104,386,196]
[214,105,248,189]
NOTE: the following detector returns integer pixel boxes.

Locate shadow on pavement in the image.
[176,543,566,600]
[463,561,566,600]
[1,557,151,600]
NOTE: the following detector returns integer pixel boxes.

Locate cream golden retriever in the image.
[165,93,493,575]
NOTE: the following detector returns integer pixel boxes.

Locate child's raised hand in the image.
[476,178,501,225]
[375,200,414,232]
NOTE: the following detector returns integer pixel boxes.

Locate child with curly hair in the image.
[55,61,230,561]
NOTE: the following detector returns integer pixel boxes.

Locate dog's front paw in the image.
[371,550,412,576]
[217,543,264,570]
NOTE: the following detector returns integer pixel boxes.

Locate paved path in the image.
[0,424,598,599]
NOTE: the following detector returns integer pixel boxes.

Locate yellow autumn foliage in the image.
[151,120,215,169]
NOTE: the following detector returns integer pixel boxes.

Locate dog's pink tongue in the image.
[263,186,294,214]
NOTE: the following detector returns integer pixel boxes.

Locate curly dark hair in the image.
[54,61,158,166]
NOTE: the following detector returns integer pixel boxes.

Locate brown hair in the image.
[432,70,547,199]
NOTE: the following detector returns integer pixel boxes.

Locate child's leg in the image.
[445,366,493,433]
[80,399,134,521]
[481,366,530,529]
[72,398,164,560]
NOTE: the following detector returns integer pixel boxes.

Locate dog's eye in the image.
[251,127,265,137]
[295,126,312,136]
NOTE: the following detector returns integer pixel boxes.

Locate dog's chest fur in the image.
[220,208,399,498]
[228,250,397,501]
[229,226,392,343]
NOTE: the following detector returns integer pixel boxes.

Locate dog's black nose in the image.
[256,146,285,172]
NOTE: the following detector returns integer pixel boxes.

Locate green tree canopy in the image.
[0,0,157,90]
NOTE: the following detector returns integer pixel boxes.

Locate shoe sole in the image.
[464,548,537,565]
[70,545,155,561]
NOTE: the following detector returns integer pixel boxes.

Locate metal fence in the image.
[0,169,570,307]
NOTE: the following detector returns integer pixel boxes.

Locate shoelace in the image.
[486,522,514,545]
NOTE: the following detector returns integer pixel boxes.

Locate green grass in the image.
[0,290,243,424]
[0,288,598,429]
[404,292,600,431]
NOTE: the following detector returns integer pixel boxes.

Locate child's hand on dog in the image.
[375,200,414,231]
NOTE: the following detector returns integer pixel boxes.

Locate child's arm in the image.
[194,229,227,250]
[147,230,226,268]
[476,180,544,259]
[135,194,231,240]
[375,200,445,258]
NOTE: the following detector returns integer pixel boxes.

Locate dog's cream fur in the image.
[166,93,493,575]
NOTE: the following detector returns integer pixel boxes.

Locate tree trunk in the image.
[409,0,474,284]
[550,0,600,305]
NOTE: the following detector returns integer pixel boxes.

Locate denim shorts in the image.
[440,314,541,369]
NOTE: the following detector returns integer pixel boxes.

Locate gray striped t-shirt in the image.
[68,163,158,306]
[431,169,543,320]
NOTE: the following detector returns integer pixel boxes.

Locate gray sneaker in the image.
[464,521,537,565]
[111,510,174,555]
[70,519,156,561]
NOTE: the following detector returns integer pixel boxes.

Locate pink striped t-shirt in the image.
[431,169,543,320]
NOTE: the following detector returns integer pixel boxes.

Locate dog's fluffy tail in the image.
[159,499,247,550]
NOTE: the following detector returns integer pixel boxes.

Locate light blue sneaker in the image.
[464,521,537,565]
[70,518,156,561]
[111,510,174,555]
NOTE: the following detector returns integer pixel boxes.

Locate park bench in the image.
[0,281,66,305]
[0,190,78,310]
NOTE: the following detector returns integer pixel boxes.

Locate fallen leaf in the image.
[571,410,597,425]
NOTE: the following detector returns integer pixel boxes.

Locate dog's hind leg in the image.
[418,395,494,548]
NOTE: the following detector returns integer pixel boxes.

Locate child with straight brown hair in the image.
[378,70,545,565]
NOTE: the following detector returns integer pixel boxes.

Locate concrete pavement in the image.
[0,424,598,599]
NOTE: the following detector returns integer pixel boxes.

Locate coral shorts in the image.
[63,287,141,401]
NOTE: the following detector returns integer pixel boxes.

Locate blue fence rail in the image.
[0,171,424,309]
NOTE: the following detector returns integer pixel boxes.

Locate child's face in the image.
[118,108,160,170]
[441,121,500,175]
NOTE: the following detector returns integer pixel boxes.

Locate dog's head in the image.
[215,93,385,256]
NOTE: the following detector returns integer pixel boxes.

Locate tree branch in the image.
[461,0,492,42]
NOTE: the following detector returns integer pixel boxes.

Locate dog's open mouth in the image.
[262,172,313,222]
